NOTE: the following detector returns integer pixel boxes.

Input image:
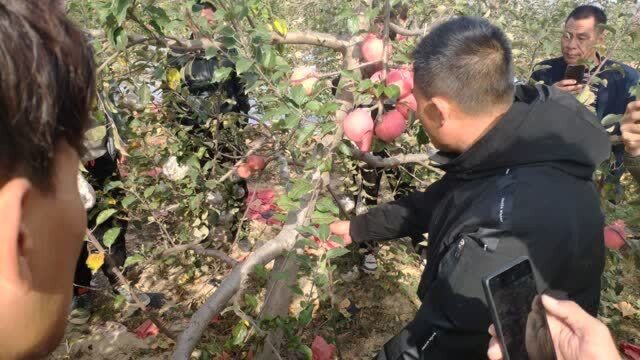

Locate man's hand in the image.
[621,100,640,157]
[487,295,621,360]
[552,79,585,95]
[329,221,352,246]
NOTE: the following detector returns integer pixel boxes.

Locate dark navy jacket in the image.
[531,57,639,134]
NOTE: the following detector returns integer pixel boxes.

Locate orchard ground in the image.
[51,169,640,360]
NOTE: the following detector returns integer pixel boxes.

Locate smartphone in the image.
[483,257,556,360]
[564,64,587,84]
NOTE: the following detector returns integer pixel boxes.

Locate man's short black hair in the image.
[566,5,607,27]
[0,1,95,190]
[413,16,514,114]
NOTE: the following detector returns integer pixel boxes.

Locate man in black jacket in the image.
[331,17,610,359]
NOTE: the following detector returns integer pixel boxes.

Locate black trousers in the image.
[374,320,489,360]
[73,221,128,295]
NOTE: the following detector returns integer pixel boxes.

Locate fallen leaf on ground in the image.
[312,335,336,360]
[134,319,160,339]
[615,301,639,318]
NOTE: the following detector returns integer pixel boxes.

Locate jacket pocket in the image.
[429,229,524,331]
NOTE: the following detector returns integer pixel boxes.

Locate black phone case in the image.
[482,256,531,360]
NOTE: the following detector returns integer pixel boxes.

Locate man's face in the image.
[0,142,86,358]
[561,16,603,65]
[201,6,216,25]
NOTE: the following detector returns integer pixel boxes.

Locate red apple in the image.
[386,69,413,98]
[397,94,417,118]
[291,66,318,96]
[375,110,407,142]
[361,34,389,63]
[604,220,627,250]
[356,130,374,152]
[247,155,266,171]
[236,164,253,179]
[370,70,384,83]
[343,109,374,143]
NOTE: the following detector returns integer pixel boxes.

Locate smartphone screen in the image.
[484,258,556,360]
[564,64,587,84]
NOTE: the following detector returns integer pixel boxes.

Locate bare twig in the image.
[86,231,176,340]
[162,244,239,267]
[389,22,427,36]
[351,147,438,169]
[271,31,349,51]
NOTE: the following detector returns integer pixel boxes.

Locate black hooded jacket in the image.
[349,84,610,355]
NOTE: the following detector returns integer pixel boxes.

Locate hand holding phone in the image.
[563,64,587,84]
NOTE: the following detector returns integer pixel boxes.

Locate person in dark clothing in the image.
[69,128,151,325]
[530,5,639,201]
[330,17,610,359]
[165,1,252,243]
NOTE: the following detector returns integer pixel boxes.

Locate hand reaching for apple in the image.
[329,221,353,246]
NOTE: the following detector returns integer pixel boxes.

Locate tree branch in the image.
[351,148,443,174]
[389,22,427,36]
[172,202,315,359]
[271,31,349,51]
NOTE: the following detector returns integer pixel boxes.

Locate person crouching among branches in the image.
[163,0,253,246]
[0,1,96,358]
[331,16,610,358]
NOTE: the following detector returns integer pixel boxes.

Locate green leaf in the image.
[305,100,322,112]
[311,210,336,224]
[122,195,136,208]
[103,227,122,249]
[290,85,307,106]
[146,6,170,28]
[138,84,151,105]
[253,264,269,281]
[110,26,129,50]
[213,67,233,82]
[144,186,156,198]
[384,85,401,99]
[298,303,313,326]
[297,345,312,360]
[123,254,144,269]
[277,195,300,211]
[244,294,258,310]
[231,322,248,346]
[85,126,107,143]
[296,125,315,146]
[289,179,313,200]
[318,224,330,241]
[601,114,623,127]
[111,0,132,25]
[273,19,288,37]
[326,247,350,259]
[417,127,430,145]
[103,180,123,192]
[235,58,253,75]
[316,197,339,215]
[96,209,118,226]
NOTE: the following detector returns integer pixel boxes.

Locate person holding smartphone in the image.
[531,5,639,202]
[330,16,610,359]
[487,295,621,360]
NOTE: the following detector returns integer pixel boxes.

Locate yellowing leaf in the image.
[615,301,638,318]
[86,252,105,274]
[166,68,181,90]
[273,19,288,37]
[576,87,596,106]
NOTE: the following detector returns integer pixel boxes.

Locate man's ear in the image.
[431,97,451,127]
[0,179,33,294]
